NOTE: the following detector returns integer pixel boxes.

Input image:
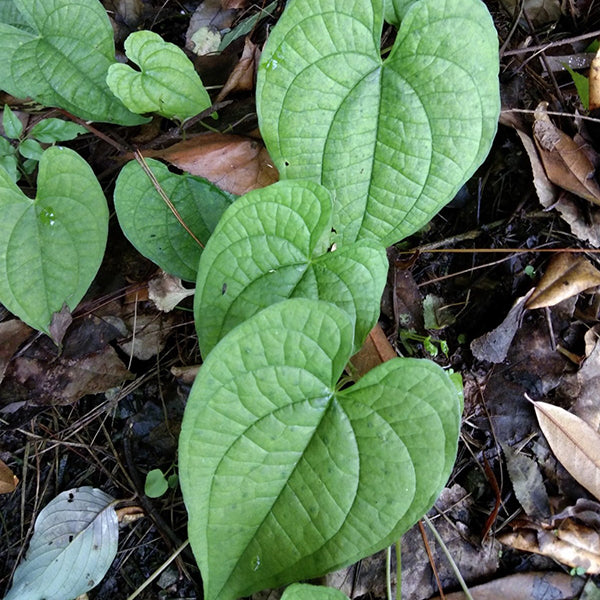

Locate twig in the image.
[502,29,600,56]
[418,520,445,599]
[502,108,600,125]
[133,149,204,249]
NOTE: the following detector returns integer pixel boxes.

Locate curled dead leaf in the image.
[533,102,600,204]
[499,518,600,575]
[116,505,144,524]
[526,253,600,309]
[0,459,18,494]
[216,37,259,102]
[143,133,278,195]
[148,272,195,312]
[511,119,600,247]
[529,397,600,501]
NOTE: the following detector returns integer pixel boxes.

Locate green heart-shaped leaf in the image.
[0,0,146,125]
[114,159,234,282]
[0,146,108,334]
[256,0,500,246]
[180,298,461,600]
[107,30,212,121]
[194,180,388,356]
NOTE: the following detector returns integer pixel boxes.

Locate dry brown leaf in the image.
[0,459,18,494]
[499,0,561,26]
[116,505,144,523]
[526,253,600,309]
[118,312,176,361]
[512,122,600,247]
[590,48,600,112]
[502,443,550,518]
[470,292,530,363]
[533,102,600,204]
[499,518,600,574]
[185,0,237,55]
[148,272,195,312]
[431,571,584,600]
[0,320,33,384]
[558,326,600,430]
[216,37,259,102]
[143,133,279,195]
[3,345,133,406]
[531,399,600,501]
[348,324,396,378]
[171,364,201,386]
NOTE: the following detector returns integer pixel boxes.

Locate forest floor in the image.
[3,1,600,599]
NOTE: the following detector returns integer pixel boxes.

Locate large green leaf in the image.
[0,0,146,125]
[194,180,388,356]
[179,298,461,600]
[256,0,500,246]
[107,30,212,121]
[114,159,234,282]
[0,146,108,334]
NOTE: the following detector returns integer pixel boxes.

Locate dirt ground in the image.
[3,1,600,599]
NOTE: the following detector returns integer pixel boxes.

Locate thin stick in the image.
[418,520,445,599]
[133,149,204,249]
[125,539,190,600]
[502,29,600,56]
[407,247,600,254]
[502,107,600,125]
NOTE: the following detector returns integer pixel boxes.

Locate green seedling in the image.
[400,330,450,358]
[144,468,180,498]
[1,105,87,182]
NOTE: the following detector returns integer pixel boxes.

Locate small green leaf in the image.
[218,1,278,52]
[257,0,500,247]
[3,104,23,139]
[195,180,388,356]
[0,0,146,125]
[22,157,37,175]
[565,64,589,110]
[0,137,18,182]
[18,138,43,161]
[0,146,108,334]
[30,118,88,143]
[107,30,212,121]
[180,299,461,600]
[4,487,118,600]
[145,469,169,498]
[114,159,234,282]
[281,583,349,600]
